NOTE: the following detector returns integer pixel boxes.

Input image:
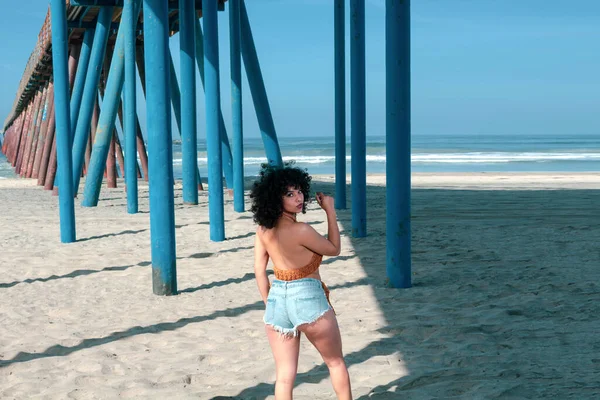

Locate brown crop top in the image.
[272,252,334,312]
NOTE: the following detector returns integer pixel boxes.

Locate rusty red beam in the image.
[32,83,55,179]
[37,87,57,186]
[25,85,50,178]
[16,91,43,175]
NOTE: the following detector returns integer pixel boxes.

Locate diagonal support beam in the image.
[81,2,142,207]
[239,1,283,168]
[71,7,114,194]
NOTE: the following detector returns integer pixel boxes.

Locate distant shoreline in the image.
[2,171,599,192]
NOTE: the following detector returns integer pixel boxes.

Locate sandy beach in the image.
[0,172,599,399]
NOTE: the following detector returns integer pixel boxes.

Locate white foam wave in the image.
[170,152,600,166]
[413,152,600,164]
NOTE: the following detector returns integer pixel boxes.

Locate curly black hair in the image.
[250,162,312,228]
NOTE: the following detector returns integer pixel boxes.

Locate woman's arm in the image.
[298,212,341,256]
[254,228,270,305]
[298,193,341,256]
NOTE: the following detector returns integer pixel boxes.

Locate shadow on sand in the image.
[220,181,600,398]
[4,179,598,398]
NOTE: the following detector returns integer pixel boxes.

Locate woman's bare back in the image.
[258,219,322,280]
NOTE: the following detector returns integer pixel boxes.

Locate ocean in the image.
[1,134,599,180]
[171,134,600,178]
[0,151,16,180]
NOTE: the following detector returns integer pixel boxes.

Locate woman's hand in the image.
[307,192,340,256]
[316,192,335,213]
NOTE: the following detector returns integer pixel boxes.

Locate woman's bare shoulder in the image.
[292,221,317,236]
[255,225,268,237]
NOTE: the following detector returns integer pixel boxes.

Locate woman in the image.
[250,164,352,400]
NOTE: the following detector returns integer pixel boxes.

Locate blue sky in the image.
[1,0,599,138]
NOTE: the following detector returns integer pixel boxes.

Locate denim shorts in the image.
[264,278,332,337]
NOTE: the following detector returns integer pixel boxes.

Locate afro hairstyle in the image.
[250,162,312,228]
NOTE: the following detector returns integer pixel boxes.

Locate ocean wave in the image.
[172,155,386,165]
[171,152,600,166]
[412,152,600,163]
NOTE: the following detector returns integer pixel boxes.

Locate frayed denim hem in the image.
[264,306,332,338]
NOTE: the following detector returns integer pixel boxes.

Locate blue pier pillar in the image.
[69,28,94,141]
[350,0,367,238]
[179,0,198,205]
[229,0,244,212]
[203,0,225,241]
[135,44,192,186]
[82,2,142,207]
[50,0,76,243]
[167,53,206,190]
[71,7,114,194]
[143,0,177,295]
[386,0,411,288]
[168,55,185,142]
[334,0,347,210]
[124,0,139,213]
[239,2,283,168]
[194,19,234,189]
[217,93,234,189]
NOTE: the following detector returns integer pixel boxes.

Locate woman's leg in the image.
[266,325,301,400]
[299,310,352,399]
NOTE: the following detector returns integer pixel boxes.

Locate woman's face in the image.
[282,186,305,214]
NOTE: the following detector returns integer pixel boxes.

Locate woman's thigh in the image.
[298,310,344,363]
[266,325,301,379]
